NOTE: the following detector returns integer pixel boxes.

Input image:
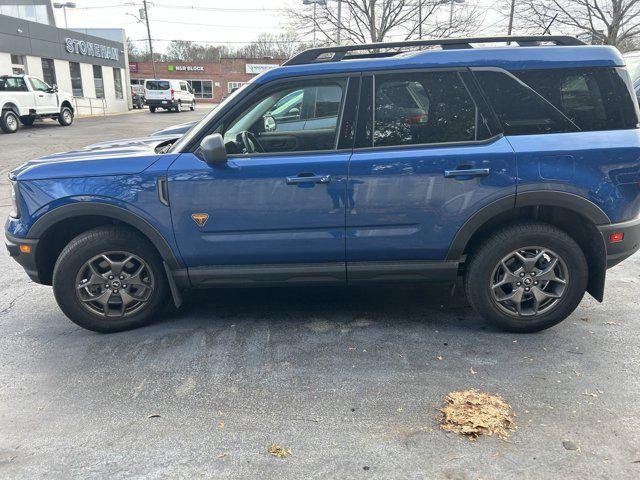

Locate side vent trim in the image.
[157,176,170,206]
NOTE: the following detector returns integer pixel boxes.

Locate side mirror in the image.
[49,84,58,93]
[200,133,228,165]
[263,115,277,132]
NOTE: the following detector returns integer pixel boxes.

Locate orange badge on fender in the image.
[191,213,209,227]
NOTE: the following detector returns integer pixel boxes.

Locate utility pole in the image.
[142,0,156,79]
[336,0,342,45]
[418,1,422,39]
[507,0,516,35]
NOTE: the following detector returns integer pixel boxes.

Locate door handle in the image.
[286,174,332,185]
[444,168,490,178]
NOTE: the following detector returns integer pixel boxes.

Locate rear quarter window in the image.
[0,77,28,92]
[514,68,638,132]
[475,67,638,135]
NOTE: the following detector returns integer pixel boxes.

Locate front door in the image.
[29,77,58,114]
[346,70,516,281]
[169,76,356,286]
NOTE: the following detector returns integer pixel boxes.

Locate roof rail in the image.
[283,35,585,66]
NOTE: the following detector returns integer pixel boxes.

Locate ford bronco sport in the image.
[6,36,640,333]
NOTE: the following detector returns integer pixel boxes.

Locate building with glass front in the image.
[0,1,132,114]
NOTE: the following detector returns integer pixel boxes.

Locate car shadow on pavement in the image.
[159,282,487,334]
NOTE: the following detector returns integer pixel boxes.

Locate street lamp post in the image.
[303,0,327,46]
[449,0,465,31]
[52,2,76,29]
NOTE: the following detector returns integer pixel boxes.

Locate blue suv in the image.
[6,36,640,333]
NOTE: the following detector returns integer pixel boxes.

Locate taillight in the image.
[170,88,174,99]
[407,114,428,124]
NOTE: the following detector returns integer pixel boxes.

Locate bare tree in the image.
[513,0,640,49]
[287,0,484,46]
[236,31,308,59]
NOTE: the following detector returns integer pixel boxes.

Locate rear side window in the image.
[370,71,490,148]
[474,70,578,135]
[146,81,170,90]
[514,68,638,131]
[0,77,28,91]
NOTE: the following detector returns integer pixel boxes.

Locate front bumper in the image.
[598,216,640,268]
[146,99,178,108]
[5,232,41,283]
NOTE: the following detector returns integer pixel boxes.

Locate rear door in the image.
[0,77,35,113]
[144,80,171,102]
[346,69,516,281]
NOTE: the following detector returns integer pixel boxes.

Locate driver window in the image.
[223,79,347,155]
[29,77,49,92]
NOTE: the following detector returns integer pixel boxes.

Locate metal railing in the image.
[71,97,108,116]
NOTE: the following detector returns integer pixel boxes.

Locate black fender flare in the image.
[446,191,610,261]
[27,202,181,270]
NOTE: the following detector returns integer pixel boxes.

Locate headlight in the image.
[9,180,20,218]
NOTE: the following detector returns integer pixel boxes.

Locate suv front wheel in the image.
[465,222,588,333]
[53,226,169,332]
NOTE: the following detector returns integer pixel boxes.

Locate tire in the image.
[175,101,182,113]
[190,100,195,111]
[1,109,19,133]
[52,226,170,333]
[464,222,588,333]
[149,106,156,113]
[58,106,73,126]
[20,115,35,126]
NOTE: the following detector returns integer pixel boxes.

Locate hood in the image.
[10,136,177,181]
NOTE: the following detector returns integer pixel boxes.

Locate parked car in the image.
[131,85,145,109]
[6,36,640,333]
[144,79,195,113]
[0,74,74,133]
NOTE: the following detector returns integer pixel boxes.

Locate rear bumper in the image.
[5,232,41,282]
[598,216,640,268]
[146,99,178,108]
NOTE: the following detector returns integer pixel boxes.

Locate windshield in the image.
[169,80,254,153]
[625,54,640,82]
[145,80,170,90]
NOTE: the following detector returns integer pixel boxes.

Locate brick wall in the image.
[130,57,283,103]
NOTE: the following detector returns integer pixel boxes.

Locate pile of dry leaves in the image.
[439,389,515,440]
[267,444,292,458]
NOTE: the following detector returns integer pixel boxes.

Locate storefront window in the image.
[0,5,50,25]
[188,80,214,99]
[93,65,104,98]
[228,81,246,93]
[41,59,56,87]
[69,62,83,97]
[10,54,26,75]
[113,68,124,99]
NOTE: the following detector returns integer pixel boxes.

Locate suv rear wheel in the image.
[465,222,588,333]
[52,226,169,333]
[1,109,19,133]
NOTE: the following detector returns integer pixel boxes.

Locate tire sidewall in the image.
[466,225,588,332]
[1,110,19,133]
[53,229,168,333]
[58,107,73,126]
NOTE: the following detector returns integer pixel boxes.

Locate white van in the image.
[144,79,195,113]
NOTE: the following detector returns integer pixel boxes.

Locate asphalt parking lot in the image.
[1,109,639,480]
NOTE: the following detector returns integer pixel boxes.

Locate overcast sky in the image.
[53,0,507,53]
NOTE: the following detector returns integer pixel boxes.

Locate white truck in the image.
[1,74,74,133]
